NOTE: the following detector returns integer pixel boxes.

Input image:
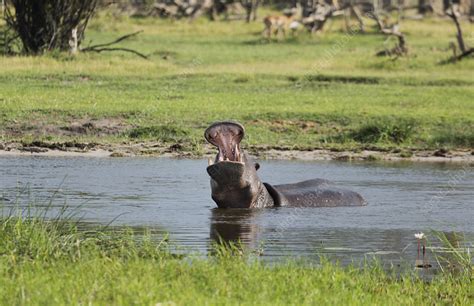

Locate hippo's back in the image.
[271,179,367,207]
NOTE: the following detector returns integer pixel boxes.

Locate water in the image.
[1,156,473,266]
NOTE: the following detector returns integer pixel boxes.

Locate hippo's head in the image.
[205,121,270,208]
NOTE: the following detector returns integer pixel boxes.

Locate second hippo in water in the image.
[205,121,366,208]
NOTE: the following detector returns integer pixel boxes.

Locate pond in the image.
[1,156,472,267]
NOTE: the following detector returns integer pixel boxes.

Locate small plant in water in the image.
[414,232,431,268]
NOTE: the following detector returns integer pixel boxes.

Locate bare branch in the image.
[367,11,407,57]
[81,31,148,59]
[444,3,473,62]
[83,47,149,59]
[82,31,143,50]
[446,4,466,53]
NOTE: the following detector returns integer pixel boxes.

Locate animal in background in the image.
[262,5,301,39]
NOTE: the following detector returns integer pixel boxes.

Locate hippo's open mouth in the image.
[205,121,245,165]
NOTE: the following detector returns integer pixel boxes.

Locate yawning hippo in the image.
[205,121,366,208]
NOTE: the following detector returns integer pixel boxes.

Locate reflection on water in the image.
[0,156,472,266]
[210,209,260,245]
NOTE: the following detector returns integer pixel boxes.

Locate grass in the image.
[349,118,417,144]
[0,214,472,305]
[0,11,473,154]
[127,125,189,141]
[431,231,473,274]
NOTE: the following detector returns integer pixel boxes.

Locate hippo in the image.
[205,121,366,208]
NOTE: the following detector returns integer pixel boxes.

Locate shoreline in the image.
[1,141,473,163]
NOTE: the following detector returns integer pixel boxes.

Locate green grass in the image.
[0,215,472,305]
[1,11,473,153]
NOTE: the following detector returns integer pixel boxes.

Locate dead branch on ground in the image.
[149,0,257,22]
[444,3,473,62]
[302,3,343,33]
[81,30,148,59]
[368,11,407,57]
[343,4,366,33]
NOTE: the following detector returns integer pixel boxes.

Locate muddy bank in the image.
[2,116,472,162]
[4,116,130,138]
[258,148,474,163]
[1,141,473,163]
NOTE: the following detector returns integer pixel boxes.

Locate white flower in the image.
[414,232,425,240]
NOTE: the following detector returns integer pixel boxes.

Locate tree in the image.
[4,0,98,54]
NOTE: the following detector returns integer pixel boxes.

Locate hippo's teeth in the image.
[225,157,229,161]
[208,158,214,166]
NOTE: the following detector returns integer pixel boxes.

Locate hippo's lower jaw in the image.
[205,121,367,208]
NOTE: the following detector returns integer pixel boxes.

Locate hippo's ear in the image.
[255,163,260,171]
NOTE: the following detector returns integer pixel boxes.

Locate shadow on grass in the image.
[296,74,381,85]
[241,34,311,46]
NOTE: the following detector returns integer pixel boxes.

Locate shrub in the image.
[351,118,417,144]
[3,0,98,54]
[127,125,189,142]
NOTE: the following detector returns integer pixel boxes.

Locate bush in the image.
[351,118,417,144]
[3,0,98,54]
[430,129,474,148]
[127,125,189,142]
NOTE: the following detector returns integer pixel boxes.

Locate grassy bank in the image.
[1,12,473,154]
[0,216,471,305]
